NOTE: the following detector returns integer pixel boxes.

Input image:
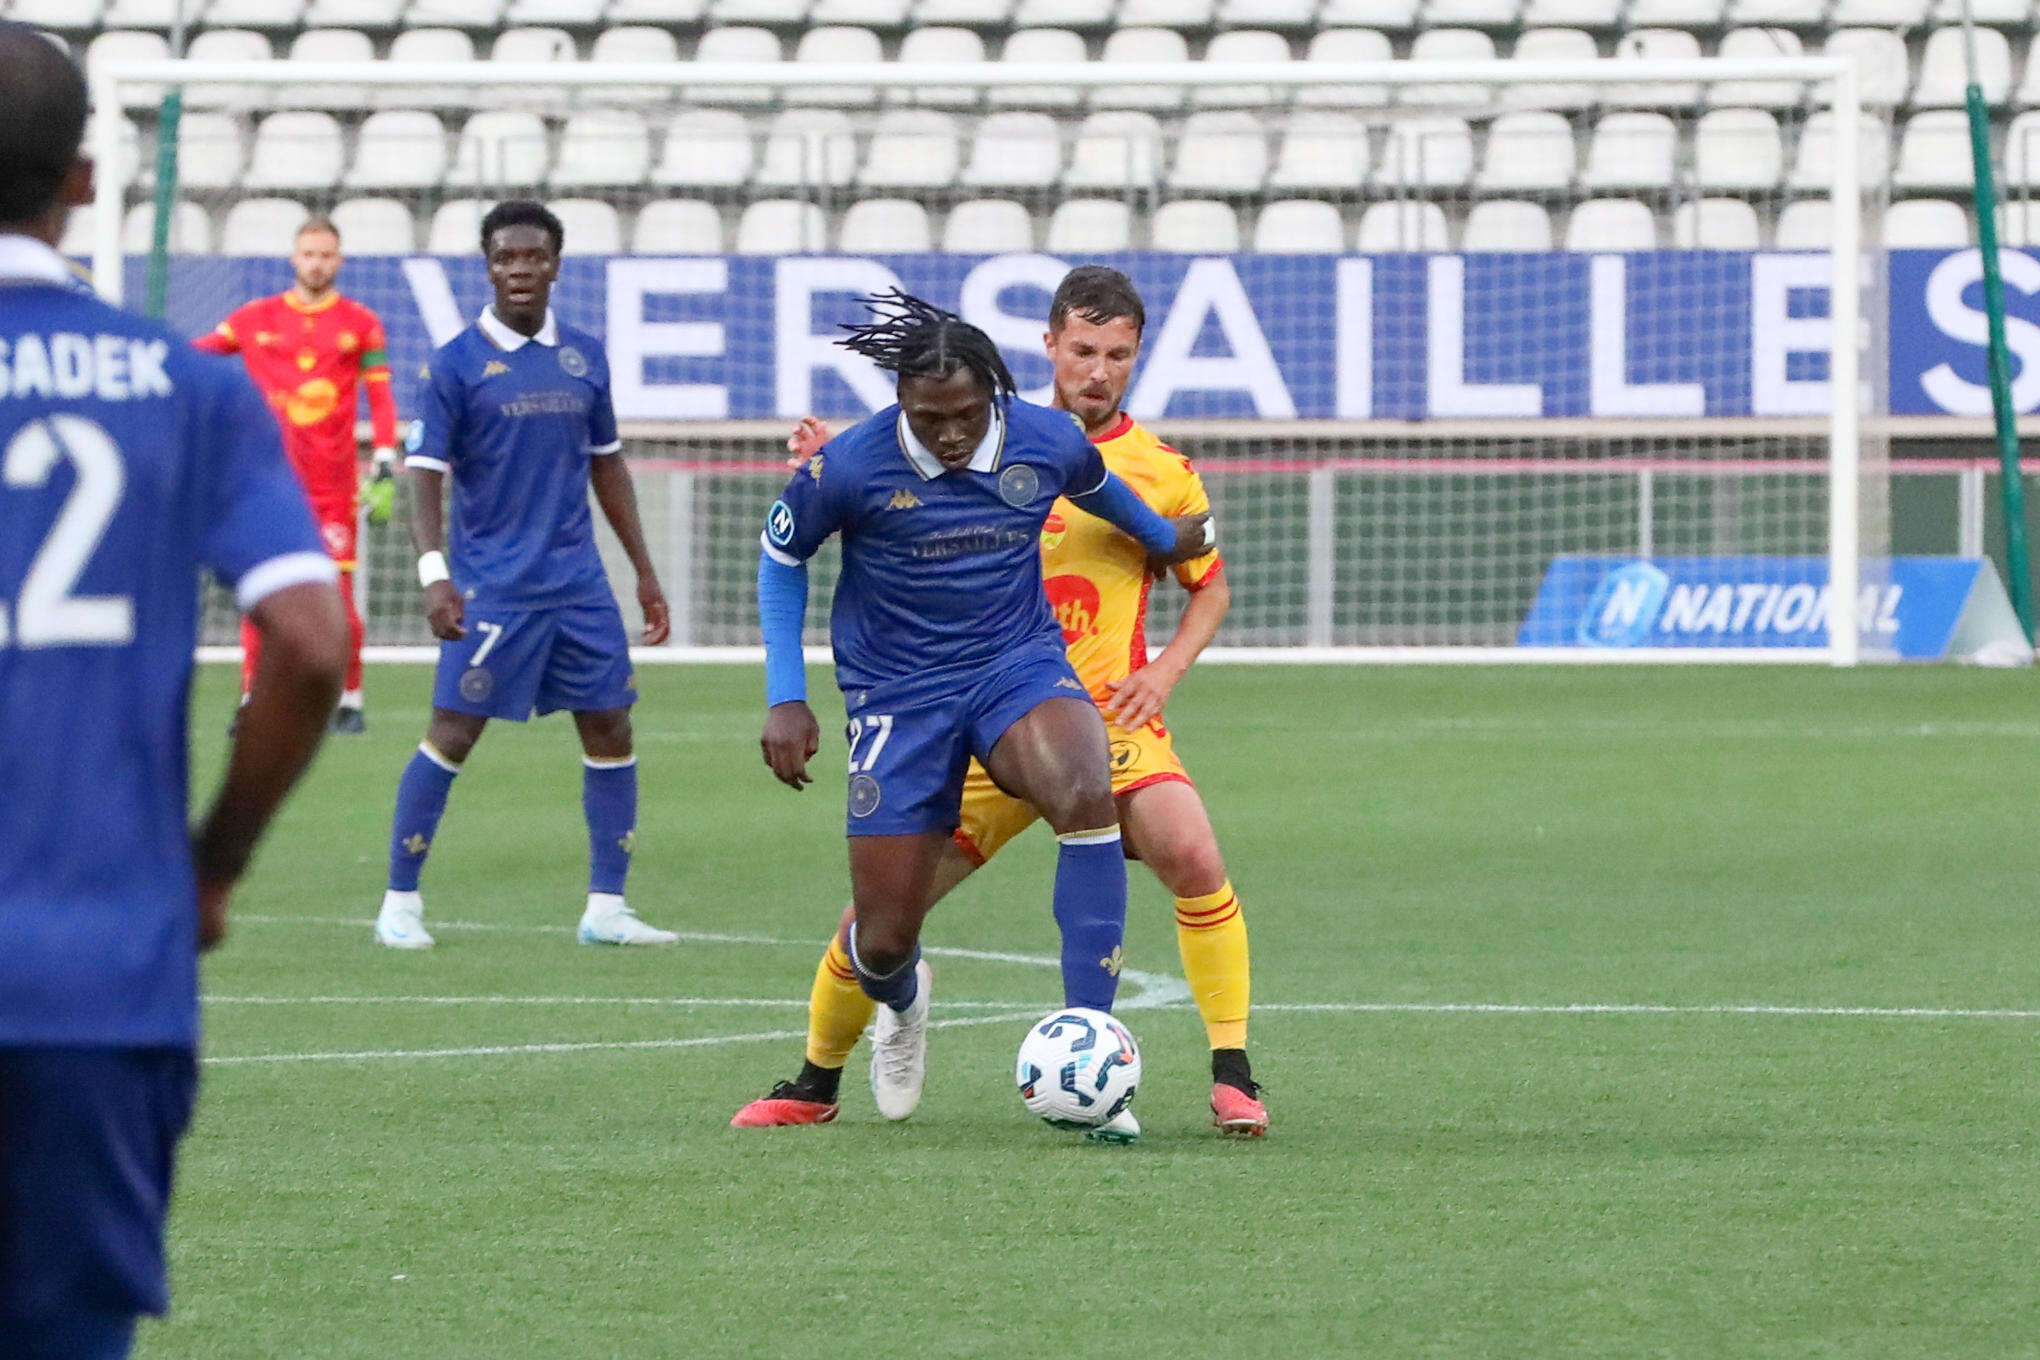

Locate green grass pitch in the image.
[139,662,2040,1359]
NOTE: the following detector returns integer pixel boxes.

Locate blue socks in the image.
[582,755,637,895]
[1054,827,1129,1010]
[387,743,460,891]
[848,922,921,1013]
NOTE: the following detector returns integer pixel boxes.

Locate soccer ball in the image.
[1014,1008,1141,1130]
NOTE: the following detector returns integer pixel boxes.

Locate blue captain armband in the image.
[757,541,810,707]
[1067,470,1178,556]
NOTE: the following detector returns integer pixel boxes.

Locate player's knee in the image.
[851,919,915,976]
[576,708,633,759]
[425,717,481,765]
[1041,774,1115,836]
[1149,832,1227,899]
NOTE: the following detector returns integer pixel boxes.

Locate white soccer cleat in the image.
[373,890,434,950]
[577,894,678,946]
[1085,1108,1141,1145]
[868,959,932,1121]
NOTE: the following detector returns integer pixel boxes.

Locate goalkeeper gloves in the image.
[363,448,396,526]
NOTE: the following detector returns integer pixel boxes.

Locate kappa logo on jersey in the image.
[481,360,510,378]
[1044,574,1101,644]
[807,453,824,481]
[766,499,796,547]
[888,488,921,511]
[558,347,589,379]
[998,464,1040,507]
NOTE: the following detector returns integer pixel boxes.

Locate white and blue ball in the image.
[1014,1008,1141,1130]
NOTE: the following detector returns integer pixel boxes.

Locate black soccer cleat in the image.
[332,707,366,735]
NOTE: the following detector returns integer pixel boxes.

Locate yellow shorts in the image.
[953,717,1191,865]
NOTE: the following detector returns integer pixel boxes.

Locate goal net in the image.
[84,54,1884,663]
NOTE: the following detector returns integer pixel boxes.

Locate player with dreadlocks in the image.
[750,291,1212,1142]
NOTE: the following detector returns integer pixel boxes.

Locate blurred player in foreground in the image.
[735,267,1267,1138]
[0,25,347,1356]
[749,291,1213,1143]
[195,217,398,733]
[372,200,675,950]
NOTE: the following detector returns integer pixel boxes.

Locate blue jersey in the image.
[763,398,1109,704]
[0,235,330,1048]
[406,308,620,610]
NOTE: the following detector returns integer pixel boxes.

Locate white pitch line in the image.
[1251,1001,2040,1019]
[203,995,1033,1010]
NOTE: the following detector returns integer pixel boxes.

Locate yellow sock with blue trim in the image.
[1174,881,1249,1050]
[804,934,877,1070]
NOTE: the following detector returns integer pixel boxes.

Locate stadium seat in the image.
[281,30,376,112]
[1913,27,2011,108]
[1093,27,1190,111]
[1196,29,1292,109]
[1046,198,1133,251]
[585,25,681,103]
[1520,0,1621,22]
[1011,0,1114,23]
[329,198,418,255]
[787,26,885,107]
[631,199,725,254]
[1318,0,1418,21]
[489,27,577,70]
[426,199,489,254]
[1609,29,1702,109]
[406,0,508,24]
[605,0,708,17]
[691,27,782,107]
[1693,108,1782,190]
[100,0,178,24]
[1722,0,1822,19]
[2000,201,2040,249]
[552,110,652,186]
[120,200,215,255]
[913,0,1015,21]
[755,109,858,187]
[2014,46,2040,113]
[1580,112,1678,191]
[1625,0,1725,19]
[1503,28,1596,110]
[1251,199,1345,253]
[1709,28,1804,110]
[1404,30,1498,109]
[1374,116,1473,189]
[858,110,962,188]
[220,198,312,254]
[1269,111,1370,190]
[344,110,450,189]
[894,27,987,108]
[839,199,933,252]
[1354,200,1449,252]
[1168,111,1269,193]
[1296,27,1392,110]
[1892,111,1973,191]
[1423,0,1518,23]
[1461,200,1556,252]
[1671,198,1761,249]
[1820,29,1909,111]
[1219,0,1318,22]
[990,28,1087,109]
[960,111,1063,187]
[86,31,170,109]
[1926,0,2027,20]
[708,0,807,18]
[812,0,914,20]
[1827,0,1928,17]
[173,113,247,191]
[12,0,105,27]
[448,110,551,186]
[734,199,828,254]
[1565,199,1657,251]
[1788,112,1891,190]
[302,0,403,21]
[1064,110,1165,189]
[504,0,605,19]
[649,111,750,193]
[1120,0,1215,25]
[1152,200,1241,253]
[941,199,1035,252]
[549,199,623,254]
[1771,197,1831,250]
[1472,112,1575,192]
[207,0,307,25]
[243,111,346,190]
[381,30,478,108]
[2005,112,2040,188]
[1883,199,1969,249]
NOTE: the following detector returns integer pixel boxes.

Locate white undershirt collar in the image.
[896,406,1005,481]
[478,305,559,350]
[0,233,78,286]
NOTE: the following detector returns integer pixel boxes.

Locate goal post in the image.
[87,54,1878,665]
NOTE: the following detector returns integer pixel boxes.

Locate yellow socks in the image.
[1175,881,1250,1051]
[804,933,878,1071]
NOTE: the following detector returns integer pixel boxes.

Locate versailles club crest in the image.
[557,346,589,378]
[998,464,1039,507]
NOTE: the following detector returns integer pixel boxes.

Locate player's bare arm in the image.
[1106,569,1229,730]
[192,581,348,948]
[405,464,464,641]
[588,452,671,646]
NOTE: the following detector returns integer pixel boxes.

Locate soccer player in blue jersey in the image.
[374,201,675,949]
[0,27,349,1357]
[749,292,1212,1140]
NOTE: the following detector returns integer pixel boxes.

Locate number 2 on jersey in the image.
[846,713,893,773]
[0,416,133,650]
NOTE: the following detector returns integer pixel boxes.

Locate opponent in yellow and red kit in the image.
[195,291,397,700]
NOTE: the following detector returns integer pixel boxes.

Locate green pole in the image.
[142,87,181,319]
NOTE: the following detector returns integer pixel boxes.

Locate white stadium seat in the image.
[381,30,478,108]
[894,27,987,108]
[1064,111,1165,189]
[1404,29,1498,109]
[329,198,418,256]
[1196,29,1292,108]
[839,199,933,252]
[991,28,1087,109]
[406,0,508,24]
[1789,112,1890,190]
[1723,0,1823,19]
[303,0,404,21]
[1883,199,1969,249]
[1709,28,1804,110]
[1461,200,1556,252]
[1423,0,1518,23]
[1892,111,1974,191]
[1093,27,1190,111]
[1169,112,1269,193]
[1270,111,1370,190]
[344,110,449,189]
[1821,29,1910,110]
[1151,200,1240,253]
[118,200,215,255]
[2000,201,2040,249]
[755,109,858,188]
[281,30,376,112]
[1252,199,1346,253]
[1521,0,1621,21]
[605,0,708,17]
[1318,0,1418,24]
[1120,0,1215,25]
[208,0,306,25]
[1827,0,1928,17]
[786,26,885,107]
[1772,198,1831,250]
[552,110,652,186]
[1374,116,1473,189]
[960,112,1063,187]
[735,200,829,254]
[549,199,622,254]
[1354,201,1449,253]
[1565,199,1658,251]
[1297,28,1393,109]
[1219,0,1318,22]
[2015,43,2040,111]
[1914,26,2011,108]
[812,0,914,20]
[690,27,782,107]
[1011,0,1114,22]
[1671,198,1761,250]
[941,199,1036,253]
[1694,108,1782,190]
[1626,0,1725,19]
[488,27,578,86]
[86,32,170,108]
[448,110,551,186]
[1046,198,1133,251]
[13,0,105,26]
[589,27,681,67]
[174,113,247,191]
[504,0,606,19]
[1609,29,1702,109]
[631,200,725,254]
[1927,0,2028,20]
[101,0,179,24]
[427,199,489,254]
[1473,112,1575,192]
[243,111,346,191]
[858,110,963,189]
[220,198,311,254]
[1503,28,1597,110]
[1580,112,1678,191]
[2005,112,2040,189]
[650,109,753,186]
[709,0,807,19]
[913,0,1015,21]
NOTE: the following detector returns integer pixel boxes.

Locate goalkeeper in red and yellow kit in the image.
[194,217,397,732]
[735,266,1266,1138]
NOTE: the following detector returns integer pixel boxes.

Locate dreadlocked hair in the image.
[837,290,1016,403]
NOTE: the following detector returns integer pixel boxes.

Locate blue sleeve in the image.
[757,551,810,706]
[587,342,620,454]
[761,452,843,565]
[406,353,460,472]
[1068,468,1179,556]
[193,361,333,610]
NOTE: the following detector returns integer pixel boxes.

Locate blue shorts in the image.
[0,1047,197,1333]
[433,597,636,721]
[841,646,1091,837]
